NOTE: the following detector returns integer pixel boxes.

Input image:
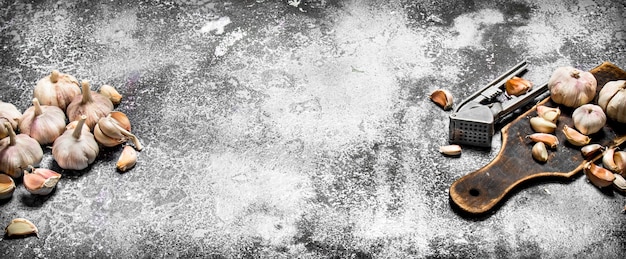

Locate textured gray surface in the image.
[1,0,625,258]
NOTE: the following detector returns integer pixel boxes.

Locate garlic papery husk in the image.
[18,98,67,145]
[572,104,606,135]
[505,76,532,96]
[0,174,16,200]
[98,84,122,105]
[34,70,81,111]
[94,111,143,150]
[5,218,38,238]
[0,122,43,178]
[536,105,560,123]
[597,80,626,123]
[548,66,597,108]
[66,80,113,131]
[0,101,22,139]
[584,162,615,188]
[23,166,61,195]
[116,145,137,172]
[52,115,99,170]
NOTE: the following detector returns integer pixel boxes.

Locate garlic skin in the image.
[0,122,44,178]
[34,70,81,111]
[99,84,122,105]
[5,218,38,238]
[430,89,453,110]
[532,142,548,162]
[581,144,605,160]
[52,115,99,170]
[23,167,62,195]
[548,66,597,108]
[572,104,606,135]
[19,98,67,145]
[597,80,626,123]
[116,145,137,172]
[66,80,114,130]
[505,76,532,96]
[0,174,16,200]
[94,111,143,150]
[0,101,22,139]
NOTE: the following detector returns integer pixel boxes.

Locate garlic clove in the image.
[584,162,615,188]
[98,84,122,105]
[94,112,143,150]
[52,115,99,170]
[23,167,61,195]
[0,101,22,139]
[536,105,560,123]
[581,144,605,160]
[439,144,461,156]
[0,174,16,200]
[614,173,626,191]
[66,80,114,130]
[94,124,126,147]
[532,142,548,163]
[430,89,453,110]
[572,104,606,135]
[562,125,591,146]
[18,98,67,145]
[530,116,557,133]
[34,70,81,111]
[0,122,44,178]
[5,218,38,238]
[602,147,619,172]
[505,76,532,96]
[526,133,559,149]
[116,145,137,172]
[612,151,626,176]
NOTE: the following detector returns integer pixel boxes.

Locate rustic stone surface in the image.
[0,0,625,257]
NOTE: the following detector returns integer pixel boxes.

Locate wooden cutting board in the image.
[449,62,626,215]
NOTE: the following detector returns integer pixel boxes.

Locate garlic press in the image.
[449,60,549,147]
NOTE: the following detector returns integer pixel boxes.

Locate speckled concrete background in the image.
[1,0,625,258]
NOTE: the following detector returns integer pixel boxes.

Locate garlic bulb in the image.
[0,122,43,178]
[66,80,113,130]
[34,70,81,111]
[548,66,597,108]
[99,84,122,105]
[597,80,626,123]
[52,115,99,170]
[94,111,143,150]
[572,104,606,135]
[23,166,62,195]
[0,174,16,200]
[0,101,21,139]
[19,98,66,145]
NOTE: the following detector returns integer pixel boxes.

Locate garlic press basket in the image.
[449,60,549,147]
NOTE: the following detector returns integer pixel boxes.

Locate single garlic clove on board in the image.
[580,144,605,160]
[526,133,559,149]
[5,218,38,238]
[532,142,548,163]
[536,105,560,123]
[530,116,557,133]
[562,125,590,146]
[584,162,615,188]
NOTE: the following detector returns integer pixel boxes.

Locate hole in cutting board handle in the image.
[469,188,480,196]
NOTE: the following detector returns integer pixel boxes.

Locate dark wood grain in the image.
[449,62,626,215]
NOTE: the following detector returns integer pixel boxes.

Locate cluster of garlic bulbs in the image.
[0,70,140,204]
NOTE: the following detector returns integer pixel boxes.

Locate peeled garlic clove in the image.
[5,218,38,238]
[581,144,605,160]
[584,162,615,188]
[0,174,16,200]
[66,80,114,130]
[536,105,560,123]
[526,133,559,149]
[117,145,137,172]
[562,125,590,146]
[0,101,21,139]
[430,89,453,110]
[98,84,122,105]
[0,122,44,178]
[505,76,532,96]
[52,115,99,170]
[23,167,61,195]
[34,70,81,111]
[602,147,619,172]
[614,173,626,191]
[439,144,461,156]
[530,116,557,133]
[18,98,67,145]
[532,142,548,162]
